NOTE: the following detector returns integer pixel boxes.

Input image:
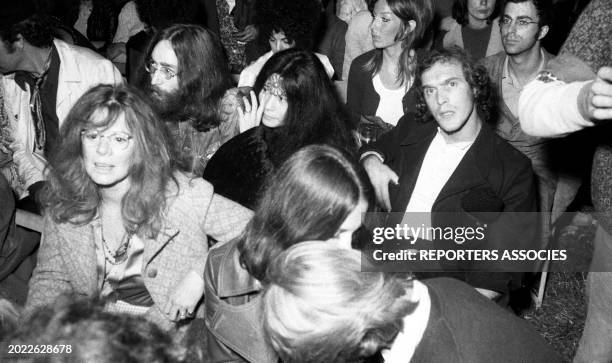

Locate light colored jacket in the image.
[2,39,122,197]
[441,17,503,58]
[24,174,253,331]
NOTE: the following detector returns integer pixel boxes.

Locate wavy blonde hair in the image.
[263,242,417,362]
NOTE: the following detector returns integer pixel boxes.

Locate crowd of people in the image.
[0,0,610,362]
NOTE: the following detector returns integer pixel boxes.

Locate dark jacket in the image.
[411,278,561,362]
[346,49,417,126]
[365,116,538,294]
[203,240,277,363]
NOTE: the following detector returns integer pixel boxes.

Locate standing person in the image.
[204,49,355,209]
[341,0,374,81]
[0,3,122,205]
[24,84,252,332]
[263,242,560,363]
[481,0,555,248]
[204,145,370,362]
[346,0,434,128]
[140,24,240,176]
[237,0,335,87]
[518,2,612,361]
[360,48,537,300]
[440,0,503,60]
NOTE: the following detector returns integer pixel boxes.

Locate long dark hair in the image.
[252,48,355,171]
[142,24,232,132]
[44,84,177,239]
[451,0,501,26]
[238,145,370,282]
[365,0,434,86]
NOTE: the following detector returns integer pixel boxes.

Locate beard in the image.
[143,83,187,123]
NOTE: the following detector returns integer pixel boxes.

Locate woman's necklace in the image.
[100,221,133,265]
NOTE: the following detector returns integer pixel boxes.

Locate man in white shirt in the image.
[361,47,537,301]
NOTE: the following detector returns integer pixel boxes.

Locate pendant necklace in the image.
[100,221,133,265]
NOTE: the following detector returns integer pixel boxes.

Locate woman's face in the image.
[370,0,403,49]
[329,199,368,249]
[82,112,134,190]
[467,0,496,25]
[260,74,288,128]
[269,31,295,54]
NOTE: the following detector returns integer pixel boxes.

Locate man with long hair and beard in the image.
[140,24,241,176]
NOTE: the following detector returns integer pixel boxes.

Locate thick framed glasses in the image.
[81,130,133,151]
[145,60,178,80]
[500,17,539,29]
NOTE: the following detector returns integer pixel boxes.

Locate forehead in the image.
[151,40,178,67]
[373,0,391,12]
[421,61,467,85]
[503,1,538,18]
[88,108,129,131]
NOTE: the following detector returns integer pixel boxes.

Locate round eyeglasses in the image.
[81,130,133,151]
[145,60,178,80]
[500,16,539,29]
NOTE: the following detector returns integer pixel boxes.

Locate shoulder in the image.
[474,125,532,175]
[167,173,214,211]
[545,53,597,82]
[480,52,506,77]
[55,39,109,64]
[352,49,376,67]
[440,16,459,32]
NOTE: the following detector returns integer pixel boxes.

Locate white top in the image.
[372,73,408,127]
[238,50,335,87]
[405,130,474,213]
[113,1,146,43]
[382,280,431,363]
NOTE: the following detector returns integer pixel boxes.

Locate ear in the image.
[12,34,25,51]
[537,25,549,41]
[399,20,417,41]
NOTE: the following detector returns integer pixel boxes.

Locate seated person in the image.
[347,0,434,128]
[203,145,370,362]
[237,0,334,87]
[360,48,537,300]
[8,297,187,362]
[263,242,560,362]
[204,48,356,209]
[140,24,239,176]
[0,7,121,209]
[439,0,503,60]
[24,84,252,333]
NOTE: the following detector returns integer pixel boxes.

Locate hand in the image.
[238,90,266,133]
[362,154,399,211]
[163,270,204,322]
[580,66,612,121]
[235,25,258,43]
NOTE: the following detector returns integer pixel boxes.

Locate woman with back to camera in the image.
[203,144,371,362]
[24,84,252,333]
[346,0,434,130]
[263,242,561,363]
[203,48,356,209]
[440,0,503,60]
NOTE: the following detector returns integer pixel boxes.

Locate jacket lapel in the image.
[142,224,180,266]
[53,39,82,123]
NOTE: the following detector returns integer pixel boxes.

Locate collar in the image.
[435,128,475,151]
[53,39,83,83]
[215,241,262,298]
[502,48,547,88]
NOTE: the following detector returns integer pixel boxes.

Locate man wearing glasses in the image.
[481,0,557,250]
[140,24,239,177]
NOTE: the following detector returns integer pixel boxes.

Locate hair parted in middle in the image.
[142,24,232,132]
[251,48,356,170]
[451,0,501,26]
[263,241,418,363]
[44,84,177,239]
[237,145,371,282]
[414,47,496,125]
[254,0,323,51]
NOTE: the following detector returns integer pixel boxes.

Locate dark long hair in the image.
[44,84,177,239]
[451,0,501,26]
[365,0,434,86]
[414,47,496,125]
[142,24,232,132]
[252,48,355,171]
[238,145,370,282]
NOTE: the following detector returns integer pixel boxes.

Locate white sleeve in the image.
[519,78,594,138]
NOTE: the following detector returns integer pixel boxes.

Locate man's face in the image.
[148,40,180,101]
[501,1,545,56]
[0,37,22,74]
[421,61,480,141]
[269,31,295,54]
